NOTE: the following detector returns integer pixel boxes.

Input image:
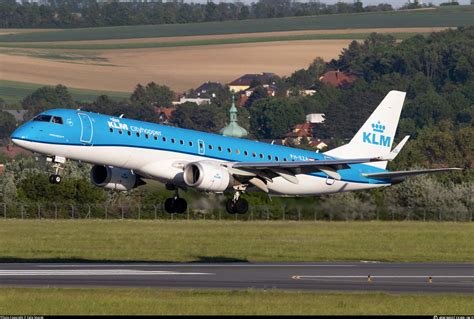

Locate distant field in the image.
[0,39,353,92]
[0,5,471,42]
[0,80,129,105]
[1,288,473,315]
[0,220,472,262]
[0,31,421,50]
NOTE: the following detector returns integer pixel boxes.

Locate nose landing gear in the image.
[47,156,66,184]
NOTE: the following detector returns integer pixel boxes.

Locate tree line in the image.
[0,27,472,212]
[0,0,393,28]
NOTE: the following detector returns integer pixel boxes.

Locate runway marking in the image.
[292,275,474,279]
[33,264,357,268]
[0,269,214,276]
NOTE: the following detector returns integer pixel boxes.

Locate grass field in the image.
[0,32,420,50]
[0,80,130,105]
[0,220,472,262]
[0,5,471,42]
[1,288,473,315]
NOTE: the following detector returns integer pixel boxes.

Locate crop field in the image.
[1,288,473,315]
[0,5,471,42]
[0,6,471,99]
[0,31,424,50]
[0,220,472,263]
[0,80,130,105]
[0,39,354,92]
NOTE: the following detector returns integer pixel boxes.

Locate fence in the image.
[0,202,472,222]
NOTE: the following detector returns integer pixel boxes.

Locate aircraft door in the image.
[198,139,205,155]
[78,113,93,145]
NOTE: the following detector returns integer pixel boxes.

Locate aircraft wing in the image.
[363,168,462,182]
[229,157,385,185]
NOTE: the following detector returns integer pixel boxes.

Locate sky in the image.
[190,1,472,9]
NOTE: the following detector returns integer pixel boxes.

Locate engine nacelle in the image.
[183,161,232,193]
[90,165,143,191]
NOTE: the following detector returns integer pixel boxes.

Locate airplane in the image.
[10,90,460,214]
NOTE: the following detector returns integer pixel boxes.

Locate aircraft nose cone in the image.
[10,125,29,143]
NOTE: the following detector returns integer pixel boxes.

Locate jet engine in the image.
[90,165,144,191]
[183,161,233,192]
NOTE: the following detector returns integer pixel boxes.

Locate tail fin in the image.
[324,90,406,169]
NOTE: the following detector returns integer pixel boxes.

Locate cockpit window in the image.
[52,117,63,125]
[33,115,52,122]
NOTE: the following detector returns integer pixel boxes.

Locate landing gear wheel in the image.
[174,198,187,214]
[233,198,249,214]
[226,199,236,214]
[49,174,61,184]
[164,197,188,214]
[165,198,176,214]
[226,198,249,214]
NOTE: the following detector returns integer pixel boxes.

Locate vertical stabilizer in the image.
[324,90,406,169]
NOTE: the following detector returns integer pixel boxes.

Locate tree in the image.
[170,103,226,134]
[0,110,16,141]
[22,85,75,120]
[130,82,174,107]
[245,86,268,108]
[250,98,305,139]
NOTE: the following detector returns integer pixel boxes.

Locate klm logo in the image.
[108,118,129,131]
[363,121,391,147]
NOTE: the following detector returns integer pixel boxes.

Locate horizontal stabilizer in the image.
[377,135,410,161]
[363,168,462,181]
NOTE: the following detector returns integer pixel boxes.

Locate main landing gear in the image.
[164,184,187,214]
[47,155,66,184]
[226,191,249,215]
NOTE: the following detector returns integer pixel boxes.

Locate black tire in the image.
[174,198,187,214]
[233,198,249,214]
[49,175,55,184]
[54,175,61,184]
[226,199,236,214]
[164,198,176,214]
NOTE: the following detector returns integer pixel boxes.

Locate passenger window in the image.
[128,131,131,136]
[136,132,140,137]
[275,156,279,161]
[52,117,63,124]
[236,149,240,155]
[180,140,184,145]
[283,158,287,162]
[119,130,123,135]
[218,146,222,151]
[268,155,272,160]
[145,134,149,139]
[189,141,193,147]
[252,152,256,158]
[171,138,175,143]
[244,151,248,156]
[259,154,264,159]
[154,135,158,140]
[227,148,232,153]
[162,137,166,142]
[209,145,213,150]
[109,128,113,133]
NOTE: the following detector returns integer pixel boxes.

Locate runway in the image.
[0,262,472,293]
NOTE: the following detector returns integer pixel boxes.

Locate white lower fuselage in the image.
[14,139,389,197]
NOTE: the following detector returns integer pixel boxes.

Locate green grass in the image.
[0,220,472,262]
[0,288,472,315]
[0,32,420,50]
[0,80,129,105]
[0,5,472,43]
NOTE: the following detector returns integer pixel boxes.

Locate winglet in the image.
[377,135,410,161]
